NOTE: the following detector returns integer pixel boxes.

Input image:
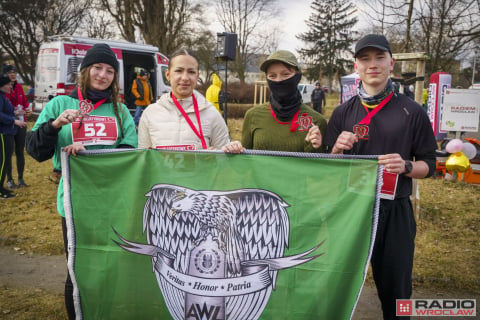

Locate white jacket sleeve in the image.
[209,111,231,149]
[137,112,152,149]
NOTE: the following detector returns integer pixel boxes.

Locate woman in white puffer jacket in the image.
[138,48,242,153]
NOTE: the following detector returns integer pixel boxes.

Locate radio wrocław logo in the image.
[397,299,476,317]
[115,184,324,320]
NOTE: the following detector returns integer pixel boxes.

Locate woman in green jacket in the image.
[241,50,327,152]
[26,43,137,319]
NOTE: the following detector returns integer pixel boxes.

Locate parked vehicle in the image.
[34,35,170,114]
[322,86,333,94]
[297,83,315,104]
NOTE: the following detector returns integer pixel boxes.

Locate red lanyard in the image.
[171,92,207,149]
[358,91,394,125]
[77,87,107,114]
[269,106,301,132]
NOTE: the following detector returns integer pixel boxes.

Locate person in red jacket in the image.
[3,65,30,188]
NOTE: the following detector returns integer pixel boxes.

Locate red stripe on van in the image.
[64,43,123,59]
[64,44,91,56]
[156,53,169,65]
[56,83,76,96]
[39,48,59,54]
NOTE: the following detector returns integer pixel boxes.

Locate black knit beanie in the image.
[0,74,11,87]
[80,43,119,72]
[2,64,16,73]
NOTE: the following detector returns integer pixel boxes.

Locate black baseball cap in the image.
[354,34,392,58]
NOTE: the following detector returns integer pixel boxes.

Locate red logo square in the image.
[397,300,413,316]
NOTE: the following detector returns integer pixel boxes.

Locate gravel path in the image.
[2,247,478,319]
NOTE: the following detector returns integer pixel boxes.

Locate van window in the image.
[36,53,57,83]
[67,57,82,84]
[161,65,169,86]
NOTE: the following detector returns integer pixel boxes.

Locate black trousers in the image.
[62,217,75,320]
[6,125,26,181]
[372,198,416,320]
[0,133,14,192]
[312,102,324,114]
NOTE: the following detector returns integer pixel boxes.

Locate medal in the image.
[297,113,313,131]
[79,99,93,116]
[77,87,106,117]
[353,91,394,141]
[353,124,369,140]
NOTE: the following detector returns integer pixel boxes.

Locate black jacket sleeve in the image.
[26,119,60,162]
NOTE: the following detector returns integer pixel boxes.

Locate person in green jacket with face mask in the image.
[241,50,327,152]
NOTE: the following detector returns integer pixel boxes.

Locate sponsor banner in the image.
[340,73,361,104]
[440,89,480,132]
[397,299,477,317]
[62,149,381,320]
[427,72,451,139]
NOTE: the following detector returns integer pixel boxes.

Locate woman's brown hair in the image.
[168,48,199,70]
[77,66,124,138]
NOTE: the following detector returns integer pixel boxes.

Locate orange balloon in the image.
[445,152,471,172]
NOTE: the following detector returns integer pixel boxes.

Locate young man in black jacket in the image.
[325,34,437,320]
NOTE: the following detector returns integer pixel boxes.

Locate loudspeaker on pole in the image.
[215,32,237,61]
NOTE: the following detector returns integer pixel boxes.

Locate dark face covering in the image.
[268,72,302,121]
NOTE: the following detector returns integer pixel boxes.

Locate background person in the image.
[131,69,153,127]
[311,81,326,114]
[205,72,223,113]
[138,49,239,152]
[26,43,137,319]
[240,50,326,152]
[324,34,437,320]
[1,73,25,198]
[3,64,30,188]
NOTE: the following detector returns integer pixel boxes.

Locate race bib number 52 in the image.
[71,115,118,146]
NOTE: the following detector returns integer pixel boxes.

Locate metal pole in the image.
[472,53,476,85]
[223,60,228,124]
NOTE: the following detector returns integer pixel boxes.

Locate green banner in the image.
[63,149,380,320]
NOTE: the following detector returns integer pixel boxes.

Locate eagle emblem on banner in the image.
[115,184,323,320]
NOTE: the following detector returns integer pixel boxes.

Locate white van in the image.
[297,83,315,104]
[34,35,170,113]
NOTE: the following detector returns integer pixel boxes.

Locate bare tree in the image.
[214,0,279,84]
[358,0,480,83]
[0,0,93,85]
[99,0,198,55]
[416,0,480,73]
[361,0,412,36]
[99,0,136,41]
[41,0,95,40]
[84,2,118,39]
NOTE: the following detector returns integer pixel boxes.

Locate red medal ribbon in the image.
[171,92,207,149]
[353,91,394,140]
[358,91,394,126]
[77,87,107,114]
[269,106,301,132]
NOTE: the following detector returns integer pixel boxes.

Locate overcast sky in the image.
[276,0,313,53]
[207,0,364,54]
[207,0,313,54]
